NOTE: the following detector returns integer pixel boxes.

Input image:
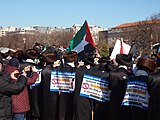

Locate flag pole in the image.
[92,111,94,120]
[91,100,94,120]
[120,38,123,54]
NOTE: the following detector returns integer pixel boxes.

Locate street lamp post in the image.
[23,38,26,51]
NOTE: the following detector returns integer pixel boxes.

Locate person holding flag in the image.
[66,20,97,61]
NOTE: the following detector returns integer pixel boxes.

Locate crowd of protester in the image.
[0,42,160,120]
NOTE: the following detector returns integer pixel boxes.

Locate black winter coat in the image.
[108,68,131,120]
[58,64,77,120]
[148,71,160,120]
[39,65,59,120]
[87,66,110,120]
[73,66,93,120]
[0,74,27,120]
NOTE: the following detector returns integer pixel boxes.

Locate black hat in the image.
[0,52,8,59]
[41,51,58,64]
[116,54,132,67]
[25,49,39,59]
[34,42,41,46]
[14,50,23,58]
[83,56,95,66]
[6,50,15,57]
[98,56,111,63]
[9,58,20,68]
[63,51,77,62]
[137,57,157,72]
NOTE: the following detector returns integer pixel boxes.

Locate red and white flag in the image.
[110,39,131,60]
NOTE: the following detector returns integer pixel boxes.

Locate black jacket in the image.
[0,74,27,120]
[73,65,93,120]
[58,63,77,120]
[148,71,160,120]
[39,65,59,120]
[108,68,131,120]
[87,66,110,120]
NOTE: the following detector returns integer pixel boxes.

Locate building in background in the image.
[72,24,105,43]
[7,27,36,35]
[0,24,105,45]
[107,19,160,48]
[0,26,17,36]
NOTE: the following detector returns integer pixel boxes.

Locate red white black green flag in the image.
[66,20,96,60]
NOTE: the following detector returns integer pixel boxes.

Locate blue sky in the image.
[0,0,159,29]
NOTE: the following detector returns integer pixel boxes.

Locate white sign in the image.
[122,77,149,110]
[50,70,76,93]
[31,69,42,87]
[80,74,110,102]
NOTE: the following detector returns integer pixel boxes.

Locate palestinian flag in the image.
[66,20,96,60]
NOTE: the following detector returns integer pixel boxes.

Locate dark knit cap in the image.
[9,58,20,68]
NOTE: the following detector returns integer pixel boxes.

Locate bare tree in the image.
[150,12,160,43]
[49,29,74,46]
[97,39,109,56]
[0,29,74,50]
[121,12,160,55]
